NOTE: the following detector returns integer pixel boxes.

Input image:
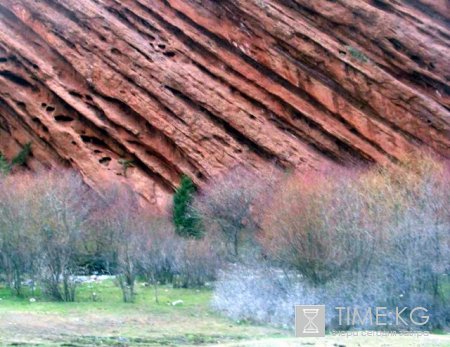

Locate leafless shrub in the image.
[0,174,39,296]
[30,170,96,301]
[93,185,147,303]
[172,233,225,288]
[212,263,388,329]
[193,166,277,259]
[139,218,178,286]
[139,221,224,290]
[259,164,381,285]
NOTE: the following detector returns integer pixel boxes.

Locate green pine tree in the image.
[172,175,203,238]
[11,142,32,166]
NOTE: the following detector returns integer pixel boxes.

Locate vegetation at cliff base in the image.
[0,153,448,345]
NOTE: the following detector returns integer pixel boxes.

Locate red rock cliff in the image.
[0,0,449,208]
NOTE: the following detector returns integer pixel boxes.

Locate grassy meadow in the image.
[0,279,285,346]
[0,279,449,347]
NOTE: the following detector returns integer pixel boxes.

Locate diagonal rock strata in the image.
[0,0,448,209]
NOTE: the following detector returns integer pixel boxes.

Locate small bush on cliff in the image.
[346,45,368,63]
[173,175,203,239]
[0,143,32,176]
[11,142,32,167]
[118,158,134,177]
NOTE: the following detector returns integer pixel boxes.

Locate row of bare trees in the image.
[0,152,448,330]
[0,171,92,300]
[211,155,450,329]
[0,171,221,302]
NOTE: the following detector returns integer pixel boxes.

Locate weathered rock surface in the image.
[0,0,449,209]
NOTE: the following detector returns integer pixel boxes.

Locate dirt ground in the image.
[1,311,449,346]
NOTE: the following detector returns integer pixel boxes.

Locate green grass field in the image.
[0,280,448,346]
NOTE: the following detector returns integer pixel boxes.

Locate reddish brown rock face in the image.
[0,0,449,209]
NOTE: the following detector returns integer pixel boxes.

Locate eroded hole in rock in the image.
[372,0,392,11]
[85,95,93,101]
[388,37,404,51]
[410,54,425,66]
[80,135,107,148]
[111,48,122,55]
[46,106,55,113]
[41,103,47,108]
[99,157,112,165]
[32,116,49,133]
[16,101,26,110]
[0,70,33,88]
[163,51,176,58]
[0,57,7,63]
[69,90,83,98]
[54,115,74,122]
[158,44,166,50]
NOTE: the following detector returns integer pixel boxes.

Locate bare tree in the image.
[29,170,96,301]
[96,185,146,303]
[0,170,97,301]
[194,166,274,258]
[259,167,377,285]
[0,174,38,296]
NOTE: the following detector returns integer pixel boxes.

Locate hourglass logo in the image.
[295,305,325,337]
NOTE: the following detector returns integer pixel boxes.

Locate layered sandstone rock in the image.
[0,0,448,208]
